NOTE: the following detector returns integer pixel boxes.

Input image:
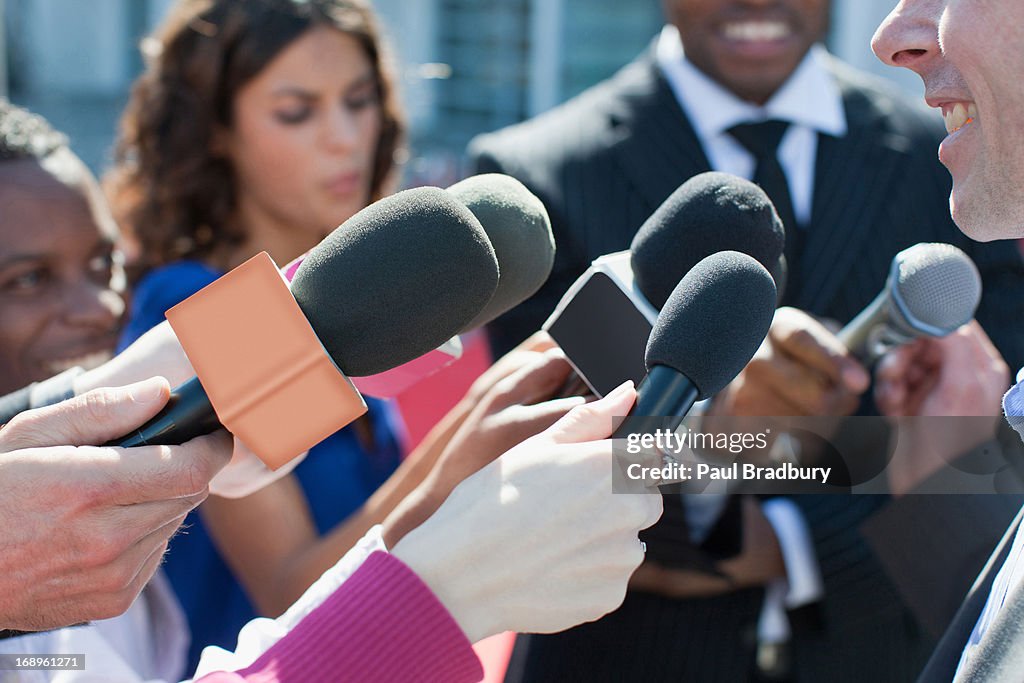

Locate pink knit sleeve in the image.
[195,551,483,683]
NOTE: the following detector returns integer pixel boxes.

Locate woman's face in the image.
[0,154,126,394]
[221,26,383,247]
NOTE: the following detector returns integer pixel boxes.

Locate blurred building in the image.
[1,0,925,181]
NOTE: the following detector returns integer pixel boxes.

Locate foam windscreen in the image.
[646,250,776,399]
[630,172,786,309]
[290,187,499,376]
[446,173,555,331]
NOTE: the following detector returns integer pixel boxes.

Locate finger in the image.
[875,341,921,385]
[959,320,1005,365]
[91,496,201,551]
[875,378,907,416]
[80,512,184,595]
[546,381,636,444]
[748,357,844,416]
[774,313,869,392]
[507,395,588,436]
[87,429,233,504]
[1,378,171,450]
[491,349,574,407]
[76,534,171,622]
[517,330,558,353]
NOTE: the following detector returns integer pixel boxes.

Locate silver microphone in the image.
[838,243,982,363]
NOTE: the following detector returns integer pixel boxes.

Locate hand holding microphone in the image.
[711,306,870,418]
[385,345,581,543]
[110,187,500,463]
[875,320,1008,419]
[0,379,231,631]
[387,382,662,642]
[838,242,982,363]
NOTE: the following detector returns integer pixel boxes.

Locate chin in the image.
[951,189,1024,242]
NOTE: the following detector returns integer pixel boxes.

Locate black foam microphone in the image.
[546,172,785,396]
[630,171,787,307]
[114,187,500,451]
[613,250,777,435]
[615,250,776,574]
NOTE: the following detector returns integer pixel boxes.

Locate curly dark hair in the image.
[106,0,405,275]
[0,99,68,162]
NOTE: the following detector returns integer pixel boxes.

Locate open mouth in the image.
[941,102,978,135]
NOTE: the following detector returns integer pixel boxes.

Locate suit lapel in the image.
[606,52,712,212]
[919,507,1024,682]
[797,67,913,313]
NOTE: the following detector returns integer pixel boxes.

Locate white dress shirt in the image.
[656,24,843,641]
[655,25,847,227]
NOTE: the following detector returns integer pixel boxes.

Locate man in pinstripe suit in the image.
[871,1,1024,681]
[469,0,1024,680]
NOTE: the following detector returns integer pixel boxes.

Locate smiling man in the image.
[471,0,1024,681]
[872,2,1024,680]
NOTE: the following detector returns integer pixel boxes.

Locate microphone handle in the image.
[837,287,889,361]
[612,364,699,438]
[108,376,223,447]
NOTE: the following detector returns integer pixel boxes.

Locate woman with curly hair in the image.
[105,0,413,669]
[107,0,403,280]
[105,3,576,675]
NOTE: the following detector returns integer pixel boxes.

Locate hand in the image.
[874,321,1009,495]
[388,382,663,642]
[875,321,1008,419]
[0,378,231,630]
[384,348,583,545]
[461,331,558,406]
[711,307,869,417]
[72,321,303,499]
[628,497,785,597]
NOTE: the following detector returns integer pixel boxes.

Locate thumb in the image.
[1,377,171,449]
[545,380,636,445]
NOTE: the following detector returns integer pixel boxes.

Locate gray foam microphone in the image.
[446,173,556,332]
[838,242,982,362]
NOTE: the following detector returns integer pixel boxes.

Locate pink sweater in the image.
[196,552,483,682]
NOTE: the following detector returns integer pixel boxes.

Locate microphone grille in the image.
[893,243,981,333]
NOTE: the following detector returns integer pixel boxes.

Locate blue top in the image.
[118,261,402,671]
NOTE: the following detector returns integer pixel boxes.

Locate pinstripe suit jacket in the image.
[471,47,1024,682]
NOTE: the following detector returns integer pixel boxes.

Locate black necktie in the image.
[727,120,802,304]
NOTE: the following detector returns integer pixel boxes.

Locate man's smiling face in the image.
[873,0,1024,241]
[662,0,831,105]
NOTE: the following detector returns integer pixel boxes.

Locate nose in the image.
[323,106,359,153]
[63,279,125,332]
[871,0,941,73]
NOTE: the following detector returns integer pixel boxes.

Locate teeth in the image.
[723,21,791,42]
[46,350,113,375]
[943,102,978,134]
